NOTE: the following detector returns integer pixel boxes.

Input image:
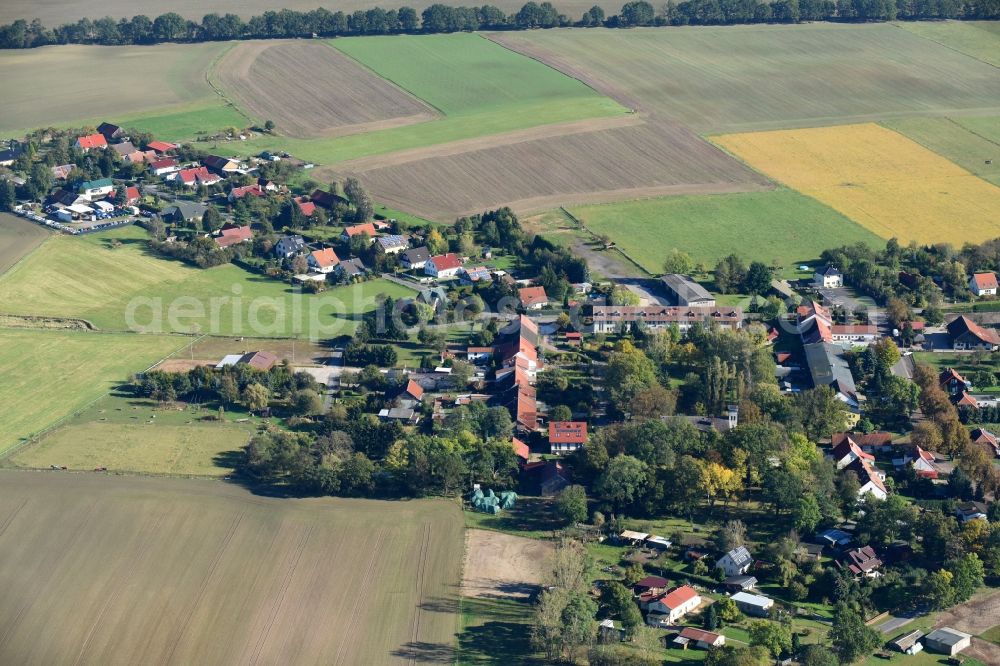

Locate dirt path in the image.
[461,529,554,600]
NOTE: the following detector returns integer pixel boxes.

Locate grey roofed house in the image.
[336,257,366,278]
[924,628,972,655]
[274,234,306,258]
[401,246,431,269]
[662,274,716,307]
[111,141,138,157]
[376,234,408,253]
[378,407,419,424]
[160,199,206,223]
[803,342,858,407]
[723,575,757,591]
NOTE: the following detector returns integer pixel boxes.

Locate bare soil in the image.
[213,40,437,139]
[0,471,464,665]
[932,588,1000,664]
[0,213,50,276]
[461,529,554,600]
[334,115,769,220]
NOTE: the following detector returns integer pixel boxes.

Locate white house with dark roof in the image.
[814,265,843,288]
[402,246,431,270]
[274,235,306,258]
[716,546,752,577]
[375,234,408,254]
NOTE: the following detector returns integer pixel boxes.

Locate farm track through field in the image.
[407,522,433,666]
[0,499,27,540]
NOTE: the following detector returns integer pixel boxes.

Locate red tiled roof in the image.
[146,141,176,153]
[125,186,140,203]
[239,351,277,370]
[940,367,966,386]
[831,436,874,463]
[955,391,979,408]
[635,575,668,590]
[431,253,462,272]
[848,458,886,494]
[519,286,549,308]
[678,627,722,644]
[343,223,377,238]
[310,247,339,269]
[831,324,878,336]
[295,198,316,217]
[179,166,218,185]
[972,272,998,290]
[949,315,1000,345]
[512,436,529,461]
[656,585,698,610]
[215,225,252,247]
[404,379,424,401]
[76,133,107,149]
[549,421,587,444]
[150,158,177,170]
[230,184,265,199]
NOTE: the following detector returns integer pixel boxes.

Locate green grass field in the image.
[11,421,252,476]
[496,24,1000,133]
[0,328,184,452]
[568,189,883,274]
[898,20,1000,67]
[210,33,625,165]
[883,116,1000,186]
[0,225,415,337]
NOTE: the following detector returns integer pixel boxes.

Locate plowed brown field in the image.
[214,40,437,139]
[334,116,770,220]
[0,471,464,665]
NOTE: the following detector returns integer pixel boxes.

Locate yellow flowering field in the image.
[714,123,1000,246]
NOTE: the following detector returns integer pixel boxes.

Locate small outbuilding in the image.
[890,630,924,655]
[673,627,725,650]
[730,591,774,617]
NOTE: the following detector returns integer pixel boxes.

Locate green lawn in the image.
[0,328,184,453]
[457,596,542,665]
[568,189,882,275]
[897,20,1000,67]
[912,351,1000,389]
[981,624,1000,645]
[883,117,1000,186]
[0,225,415,337]
[122,102,250,140]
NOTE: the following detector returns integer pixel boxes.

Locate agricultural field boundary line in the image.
[893,22,1000,70]
[946,116,1000,148]
[559,206,652,276]
[0,334,201,459]
[329,113,645,175]
[204,41,256,128]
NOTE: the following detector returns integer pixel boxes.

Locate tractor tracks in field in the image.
[332,527,389,666]
[406,522,433,665]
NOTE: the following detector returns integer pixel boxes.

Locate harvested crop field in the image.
[714,123,1000,246]
[0,42,232,135]
[213,40,436,139]
[0,214,49,276]
[490,24,1000,133]
[0,471,464,665]
[337,116,770,220]
[461,529,554,600]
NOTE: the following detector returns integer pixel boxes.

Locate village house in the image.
[723,575,758,592]
[111,141,138,158]
[426,253,463,279]
[970,272,998,297]
[685,405,740,435]
[214,224,253,248]
[548,421,587,454]
[124,186,141,205]
[848,457,888,500]
[150,158,179,176]
[633,575,669,596]
[646,585,701,626]
[673,627,725,650]
[829,435,875,470]
[814,264,843,288]
[146,140,177,154]
[375,234,408,254]
[401,246,431,271]
[307,248,340,274]
[75,133,108,151]
[310,189,349,209]
[971,428,1000,457]
[519,286,549,310]
[378,407,420,425]
[336,257,367,280]
[96,122,124,142]
[50,163,74,180]
[589,305,743,334]
[523,460,570,496]
[177,166,221,187]
[804,342,860,419]
[662,274,715,307]
[294,197,316,217]
[202,155,241,175]
[340,223,378,243]
[947,315,1000,351]
[731,591,774,617]
[511,436,530,464]
[955,501,989,523]
[0,140,25,166]
[840,546,882,578]
[892,444,938,478]
[274,235,306,259]
[716,546,753,577]
[77,178,114,200]
[461,266,492,285]
[228,184,266,201]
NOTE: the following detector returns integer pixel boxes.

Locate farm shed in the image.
[618,530,648,545]
[924,628,971,655]
[891,630,924,655]
[673,627,725,650]
[730,591,774,617]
